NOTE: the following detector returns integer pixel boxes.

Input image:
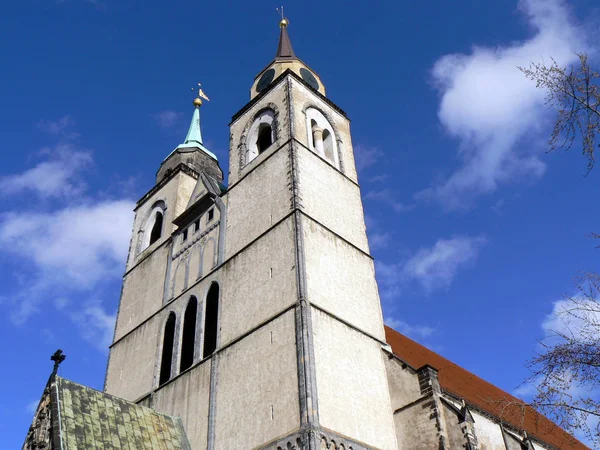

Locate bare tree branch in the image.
[521,273,600,446]
[519,54,600,173]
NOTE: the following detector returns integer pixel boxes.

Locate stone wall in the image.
[312,309,398,450]
[152,362,211,450]
[224,143,292,258]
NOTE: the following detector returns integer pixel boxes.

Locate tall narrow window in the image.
[149,211,163,246]
[203,283,219,358]
[257,123,272,154]
[159,312,176,385]
[180,297,198,372]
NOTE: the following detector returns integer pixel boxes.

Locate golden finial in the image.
[276,6,288,28]
[191,83,210,107]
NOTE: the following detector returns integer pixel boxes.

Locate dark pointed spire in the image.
[275,18,296,61]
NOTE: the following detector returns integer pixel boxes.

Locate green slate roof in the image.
[45,377,190,450]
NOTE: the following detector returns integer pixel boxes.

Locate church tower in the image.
[104,18,398,450]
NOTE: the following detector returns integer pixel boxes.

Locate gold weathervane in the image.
[276,6,288,27]
[192,83,210,107]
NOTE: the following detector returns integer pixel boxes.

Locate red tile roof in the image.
[384,326,588,450]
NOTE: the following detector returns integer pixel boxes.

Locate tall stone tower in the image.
[105,18,398,450]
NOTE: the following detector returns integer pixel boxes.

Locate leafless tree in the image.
[524,272,600,447]
[520,54,600,173]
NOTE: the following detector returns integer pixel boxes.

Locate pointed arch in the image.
[149,211,163,245]
[170,258,189,299]
[203,282,219,358]
[304,106,342,170]
[188,243,202,282]
[257,123,273,153]
[202,237,217,274]
[159,312,176,385]
[180,296,198,372]
[141,201,167,252]
[242,106,279,166]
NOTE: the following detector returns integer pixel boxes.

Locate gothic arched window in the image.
[180,296,198,372]
[149,211,163,246]
[141,201,166,252]
[246,109,276,164]
[159,312,176,385]
[257,123,273,154]
[203,283,219,358]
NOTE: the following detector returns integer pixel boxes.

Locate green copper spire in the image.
[181,106,204,147]
[166,87,217,161]
[175,101,217,160]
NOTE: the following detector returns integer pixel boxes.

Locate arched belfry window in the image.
[203,283,219,358]
[159,312,176,385]
[149,211,163,245]
[246,109,276,164]
[257,123,273,154]
[305,107,339,169]
[141,201,166,251]
[180,296,198,372]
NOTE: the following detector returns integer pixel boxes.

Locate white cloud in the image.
[154,110,183,128]
[541,296,600,345]
[491,199,505,216]
[404,236,486,292]
[376,235,486,298]
[418,0,588,210]
[368,174,388,183]
[70,303,116,351]
[354,145,384,172]
[0,199,134,324]
[0,143,92,199]
[0,118,134,344]
[517,287,600,446]
[0,201,133,289]
[512,382,538,399]
[369,231,392,251]
[375,260,405,300]
[385,317,435,341]
[364,188,413,213]
[26,400,39,414]
[37,115,76,136]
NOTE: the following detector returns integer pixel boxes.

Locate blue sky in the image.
[2,0,600,446]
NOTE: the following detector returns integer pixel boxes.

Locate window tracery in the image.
[306,107,339,168]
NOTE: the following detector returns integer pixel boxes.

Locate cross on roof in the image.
[51,349,66,375]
